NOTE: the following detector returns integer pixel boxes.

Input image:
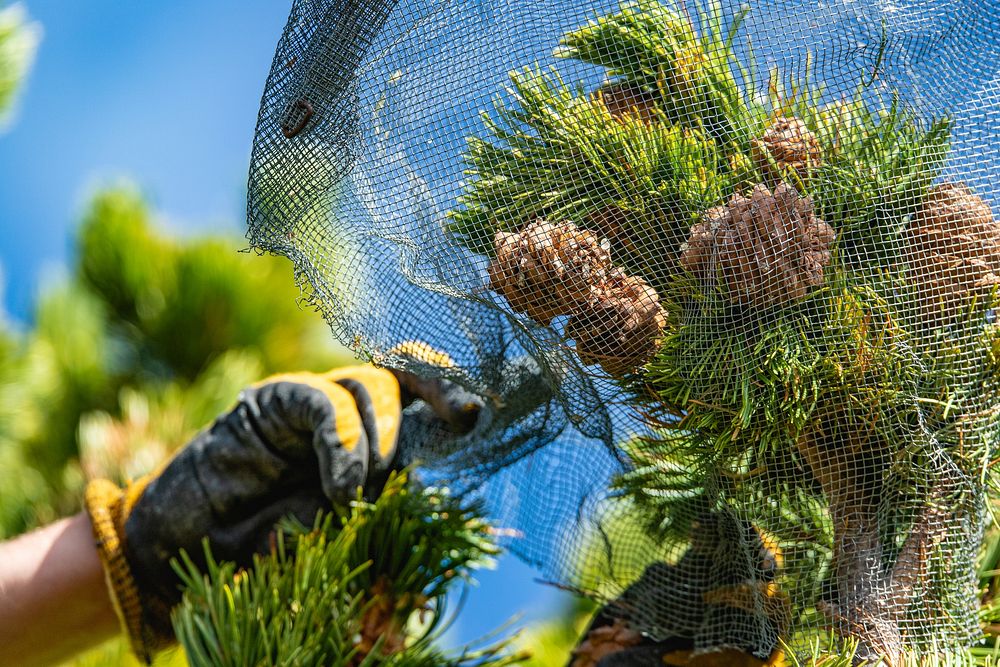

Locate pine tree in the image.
[448,0,995,661]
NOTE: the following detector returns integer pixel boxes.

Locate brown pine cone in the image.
[905,181,1000,325]
[489,220,613,324]
[677,205,727,277]
[353,577,417,664]
[595,81,660,124]
[679,183,835,308]
[750,117,822,182]
[570,619,644,667]
[567,270,667,377]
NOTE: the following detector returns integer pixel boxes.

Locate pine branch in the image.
[556,0,755,144]
[445,0,978,660]
[171,471,527,667]
[448,64,728,288]
[804,96,951,269]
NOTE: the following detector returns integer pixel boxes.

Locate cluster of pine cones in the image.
[486,115,837,376]
[678,117,834,309]
[488,220,666,377]
[486,107,999,378]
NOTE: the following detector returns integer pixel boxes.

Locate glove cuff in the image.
[84,477,169,664]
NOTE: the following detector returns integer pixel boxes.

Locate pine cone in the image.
[567,270,666,377]
[679,183,835,308]
[751,117,822,181]
[489,220,612,324]
[570,619,643,667]
[595,81,660,124]
[905,182,1000,325]
[353,578,414,665]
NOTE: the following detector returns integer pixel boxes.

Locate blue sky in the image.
[1,1,288,318]
[1,0,571,648]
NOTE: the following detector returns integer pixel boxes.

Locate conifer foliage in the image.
[447,0,997,660]
[172,471,526,667]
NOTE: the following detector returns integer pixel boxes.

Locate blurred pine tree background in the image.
[0,185,351,540]
[0,3,349,541]
[0,174,351,667]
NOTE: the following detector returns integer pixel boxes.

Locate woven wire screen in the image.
[247,0,1000,661]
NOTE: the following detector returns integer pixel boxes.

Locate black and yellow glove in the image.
[84,361,482,663]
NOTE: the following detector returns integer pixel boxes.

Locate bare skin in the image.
[0,512,119,667]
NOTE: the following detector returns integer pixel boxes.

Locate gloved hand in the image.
[84,361,482,663]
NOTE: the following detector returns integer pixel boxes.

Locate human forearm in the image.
[0,512,119,667]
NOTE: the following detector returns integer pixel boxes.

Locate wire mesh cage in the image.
[247,0,1000,662]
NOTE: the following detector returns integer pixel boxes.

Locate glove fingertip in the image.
[314,427,369,505]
